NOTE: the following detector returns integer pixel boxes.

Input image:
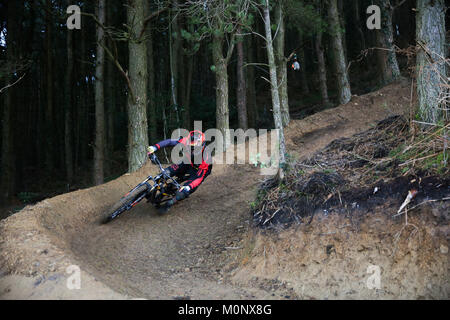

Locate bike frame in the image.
[108,154,182,220]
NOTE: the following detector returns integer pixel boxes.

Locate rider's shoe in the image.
[157,199,176,214]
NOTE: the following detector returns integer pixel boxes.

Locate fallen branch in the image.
[263,208,281,225]
[398,152,441,167]
[393,196,450,217]
[0,73,27,94]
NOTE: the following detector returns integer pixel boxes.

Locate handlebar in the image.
[149,153,181,189]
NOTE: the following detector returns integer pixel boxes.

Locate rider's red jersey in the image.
[154,137,212,171]
[154,137,212,190]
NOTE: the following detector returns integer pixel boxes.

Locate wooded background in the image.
[0,0,448,204]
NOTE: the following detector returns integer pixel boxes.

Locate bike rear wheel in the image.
[100,184,148,224]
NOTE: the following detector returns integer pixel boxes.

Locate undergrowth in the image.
[252,115,449,229]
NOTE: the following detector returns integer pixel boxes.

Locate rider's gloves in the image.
[176,186,191,201]
[179,186,191,193]
[147,146,157,154]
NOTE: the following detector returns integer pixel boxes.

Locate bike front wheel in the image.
[100,184,148,224]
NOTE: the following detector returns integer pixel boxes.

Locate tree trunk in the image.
[298,35,310,96]
[106,55,115,167]
[236,27,248,130]
[1,1,17,201]
[143,1,157,142]
[65,14,74,185]
[416,0,446,124]
[1,82,14,201]
[106,2,116,169]
[169,0,181,126]
[328,0,351,104]
[315,32,330,105]
[94,0,105,185]
[353,0,366,52]
[146,19,157,142]
[45,0,54,173]
[79,23,89,167]
[263,1,286,178]
[274,1,290,127]
[178,50,186,126]
[375,0,400,85]
[127,0,149,172]
[246,35,257,128]
[337,0,347,62]
[158,44,169,159]
[31,0,44,176]
[183,54,194,131]
[212,34,231,149]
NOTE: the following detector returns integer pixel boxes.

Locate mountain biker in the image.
[147,130,212,213]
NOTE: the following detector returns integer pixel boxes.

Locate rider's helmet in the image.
[187,130,205,157]
[188,130,205,146]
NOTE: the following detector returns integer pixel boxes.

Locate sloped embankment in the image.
[229,116,449,299]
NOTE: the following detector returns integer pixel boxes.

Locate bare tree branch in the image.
[140,6,168,38]
[393,0,408,10]
[81,11,135,101]
[100,42,135,102]
[0,73,27,94]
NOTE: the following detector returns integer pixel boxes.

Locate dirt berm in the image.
[1,79,447,299]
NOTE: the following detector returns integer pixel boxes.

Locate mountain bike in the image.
[100,153,181,224]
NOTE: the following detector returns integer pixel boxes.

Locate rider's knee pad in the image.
[175,190,189,201]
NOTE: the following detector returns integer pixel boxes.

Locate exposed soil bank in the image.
[230,105,449,300]
[229,202,449,299]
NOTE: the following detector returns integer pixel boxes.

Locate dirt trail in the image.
[0,79,414,299]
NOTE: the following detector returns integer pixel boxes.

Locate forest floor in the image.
[0,77,448,299]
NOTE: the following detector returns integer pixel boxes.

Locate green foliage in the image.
[17,192,40,204]
[284,0,327,37]
[180,29,192,41]
[388,144,407,159]
[251,187,269,211]
[249,153,275,169]
[388,128,448,176]
[423,153,445,170]
[182,0,253,43]
[322,168,336,174]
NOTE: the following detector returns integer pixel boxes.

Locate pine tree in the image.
[375,0,400,85]
[127,0,149,172]
[94,0,105,184]
[416,0,446,124]
[327,0,351,104]
[262,0,286,179]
